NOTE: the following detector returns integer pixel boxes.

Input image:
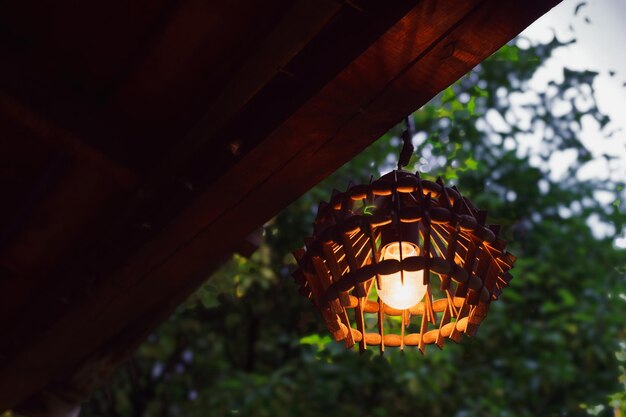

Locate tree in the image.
[80,36,626,417]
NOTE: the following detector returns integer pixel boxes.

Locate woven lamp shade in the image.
[292,170,516,353]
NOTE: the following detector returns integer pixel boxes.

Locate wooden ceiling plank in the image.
[110,0,295,135]
[0,0,560,410]
[0,93,137,277]
[173,0,341,167]
[0,94,136,188]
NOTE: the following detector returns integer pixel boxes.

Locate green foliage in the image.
[83,38,626,417]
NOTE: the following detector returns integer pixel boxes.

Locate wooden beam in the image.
[0,94,138,334]
[0,0,560,409]
[171,0,342,167]
[0,95,135,188]
[108,0,314,171]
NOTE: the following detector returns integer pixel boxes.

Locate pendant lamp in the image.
[292,118,516,353]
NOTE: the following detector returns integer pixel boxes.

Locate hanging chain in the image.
[397,115,416,169]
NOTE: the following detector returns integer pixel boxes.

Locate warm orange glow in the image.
[376,242,427,310]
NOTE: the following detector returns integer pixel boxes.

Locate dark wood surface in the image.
[0,0,560,410]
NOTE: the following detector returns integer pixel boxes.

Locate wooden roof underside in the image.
[0,0,559,411]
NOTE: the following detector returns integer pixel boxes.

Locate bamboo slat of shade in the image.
[378,298,385,353]
[400,309,406,350]
[440,223,460,291]
[355,298,367,352]
[311,256,343,314]
[418,308,428,353]
[341,231,367,297]
[465,304,481,336]
[435,299,452,349]
[321,242,352,306]
[338,307,356,348]
[468,245,490,305]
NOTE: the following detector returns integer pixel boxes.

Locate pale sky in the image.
[519,0,626,247]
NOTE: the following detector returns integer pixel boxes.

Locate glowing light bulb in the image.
[375,242,427,310]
